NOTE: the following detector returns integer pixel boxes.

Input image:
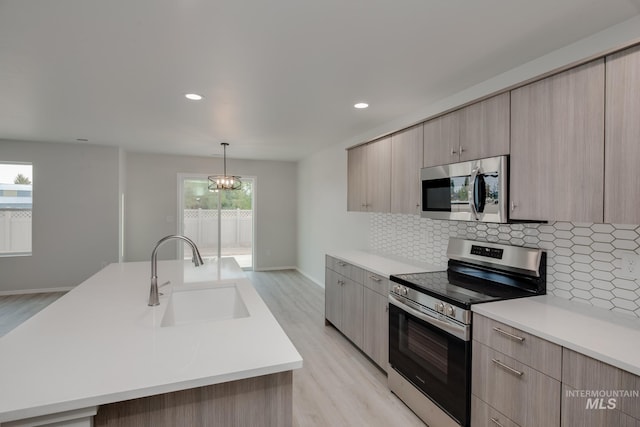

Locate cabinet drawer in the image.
[326,256,364,283]
[473,314,562,380]
[471,395,521,427]
[472,342,560,427]
[364,271,389,295]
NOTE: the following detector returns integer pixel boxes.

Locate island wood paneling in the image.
[94,371,293,427]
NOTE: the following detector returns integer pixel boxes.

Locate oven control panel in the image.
[470,244,504,259]
[391,285,466,324]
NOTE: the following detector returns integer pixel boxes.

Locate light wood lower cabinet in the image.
[562,348,640,427]
[471,395,520,427]
[324,263,363,348]
[341,276,364,348]
[472,314,640,427]
[325,256,389,372]
[363,287,388,371]
[473,314,561,380]
[324,268,342,329]
[472,341,561,427]
[472,314,561,427]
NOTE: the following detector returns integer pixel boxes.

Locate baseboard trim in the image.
[295,268,324,289]
[0,286,73,296]
[253,266,297,272]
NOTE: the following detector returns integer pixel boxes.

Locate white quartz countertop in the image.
[0,258,303,423]
[472,295,640,376]
[328,250,445,277]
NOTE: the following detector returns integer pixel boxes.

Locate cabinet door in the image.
[363,288,388,371]
[510,60,605,222]
[605,44,640,224]
[391,124,424,214]
[423,111,459,167]
[347,145,367,212]
[366,137,392,213]
[459,93,510,161]
[324,268,342,329]
[341,277,364,348]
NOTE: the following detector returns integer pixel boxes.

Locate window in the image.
[0,163,32,256]
[178,174,255,269]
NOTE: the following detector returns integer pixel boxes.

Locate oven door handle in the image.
[389,295,470,341]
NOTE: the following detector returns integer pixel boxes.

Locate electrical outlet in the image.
[619,252,640,279]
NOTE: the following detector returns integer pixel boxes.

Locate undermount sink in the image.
[161,284,249,327]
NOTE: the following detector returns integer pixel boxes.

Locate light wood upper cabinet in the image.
[510,59,605,222]
[423,93,509,167]
[347,144,368,212]
[423,111,459,167]
[459,92,510,161]
[366,137,392,213]
[347,137,391,213]
[391,124,424,214]
[605,44,640,224]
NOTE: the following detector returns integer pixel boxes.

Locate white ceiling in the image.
[1,1,639,161]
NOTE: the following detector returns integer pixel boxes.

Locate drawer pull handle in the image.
[492,358,524,377]
[337,262,347,267]
[490,417,505,427]
[493,327,525,342]
[369,275,382,282]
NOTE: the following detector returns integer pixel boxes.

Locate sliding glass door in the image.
[178,174,254,269]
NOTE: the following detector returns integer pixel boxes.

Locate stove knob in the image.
[401,287,408,296]
[436,302,445,313]
[393,285,400,294]
[445,305,456,317]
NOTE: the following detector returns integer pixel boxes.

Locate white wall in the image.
[0,140,120,293]
[296,15,640,288]
[125,151,297,270]
[296,146,369,285]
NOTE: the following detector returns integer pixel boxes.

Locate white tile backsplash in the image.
[369,213,640,318]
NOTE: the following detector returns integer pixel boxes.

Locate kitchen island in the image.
[0,258,302,426]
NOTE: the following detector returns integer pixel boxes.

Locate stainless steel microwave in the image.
[421,155,508,223]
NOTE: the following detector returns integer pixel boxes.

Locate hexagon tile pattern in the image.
[370,213,640,319]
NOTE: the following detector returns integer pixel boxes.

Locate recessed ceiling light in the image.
[354,102,369,109]
[185,93,203,101]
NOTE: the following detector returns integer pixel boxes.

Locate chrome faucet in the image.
[149,235,204,306]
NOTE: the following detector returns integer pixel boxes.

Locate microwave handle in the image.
[469,166,480,220]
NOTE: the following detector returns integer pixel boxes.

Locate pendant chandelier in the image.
[208,142,242,191]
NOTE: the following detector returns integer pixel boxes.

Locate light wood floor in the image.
[0,292,65,337]
[1,272,425,426]
[247,270,426,427]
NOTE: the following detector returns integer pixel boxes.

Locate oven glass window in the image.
[407,320,448,382]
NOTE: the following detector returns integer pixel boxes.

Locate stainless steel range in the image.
[388,238,546,427]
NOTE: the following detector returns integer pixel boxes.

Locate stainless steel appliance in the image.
[388,238,546,427]
[421,155,508,223]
